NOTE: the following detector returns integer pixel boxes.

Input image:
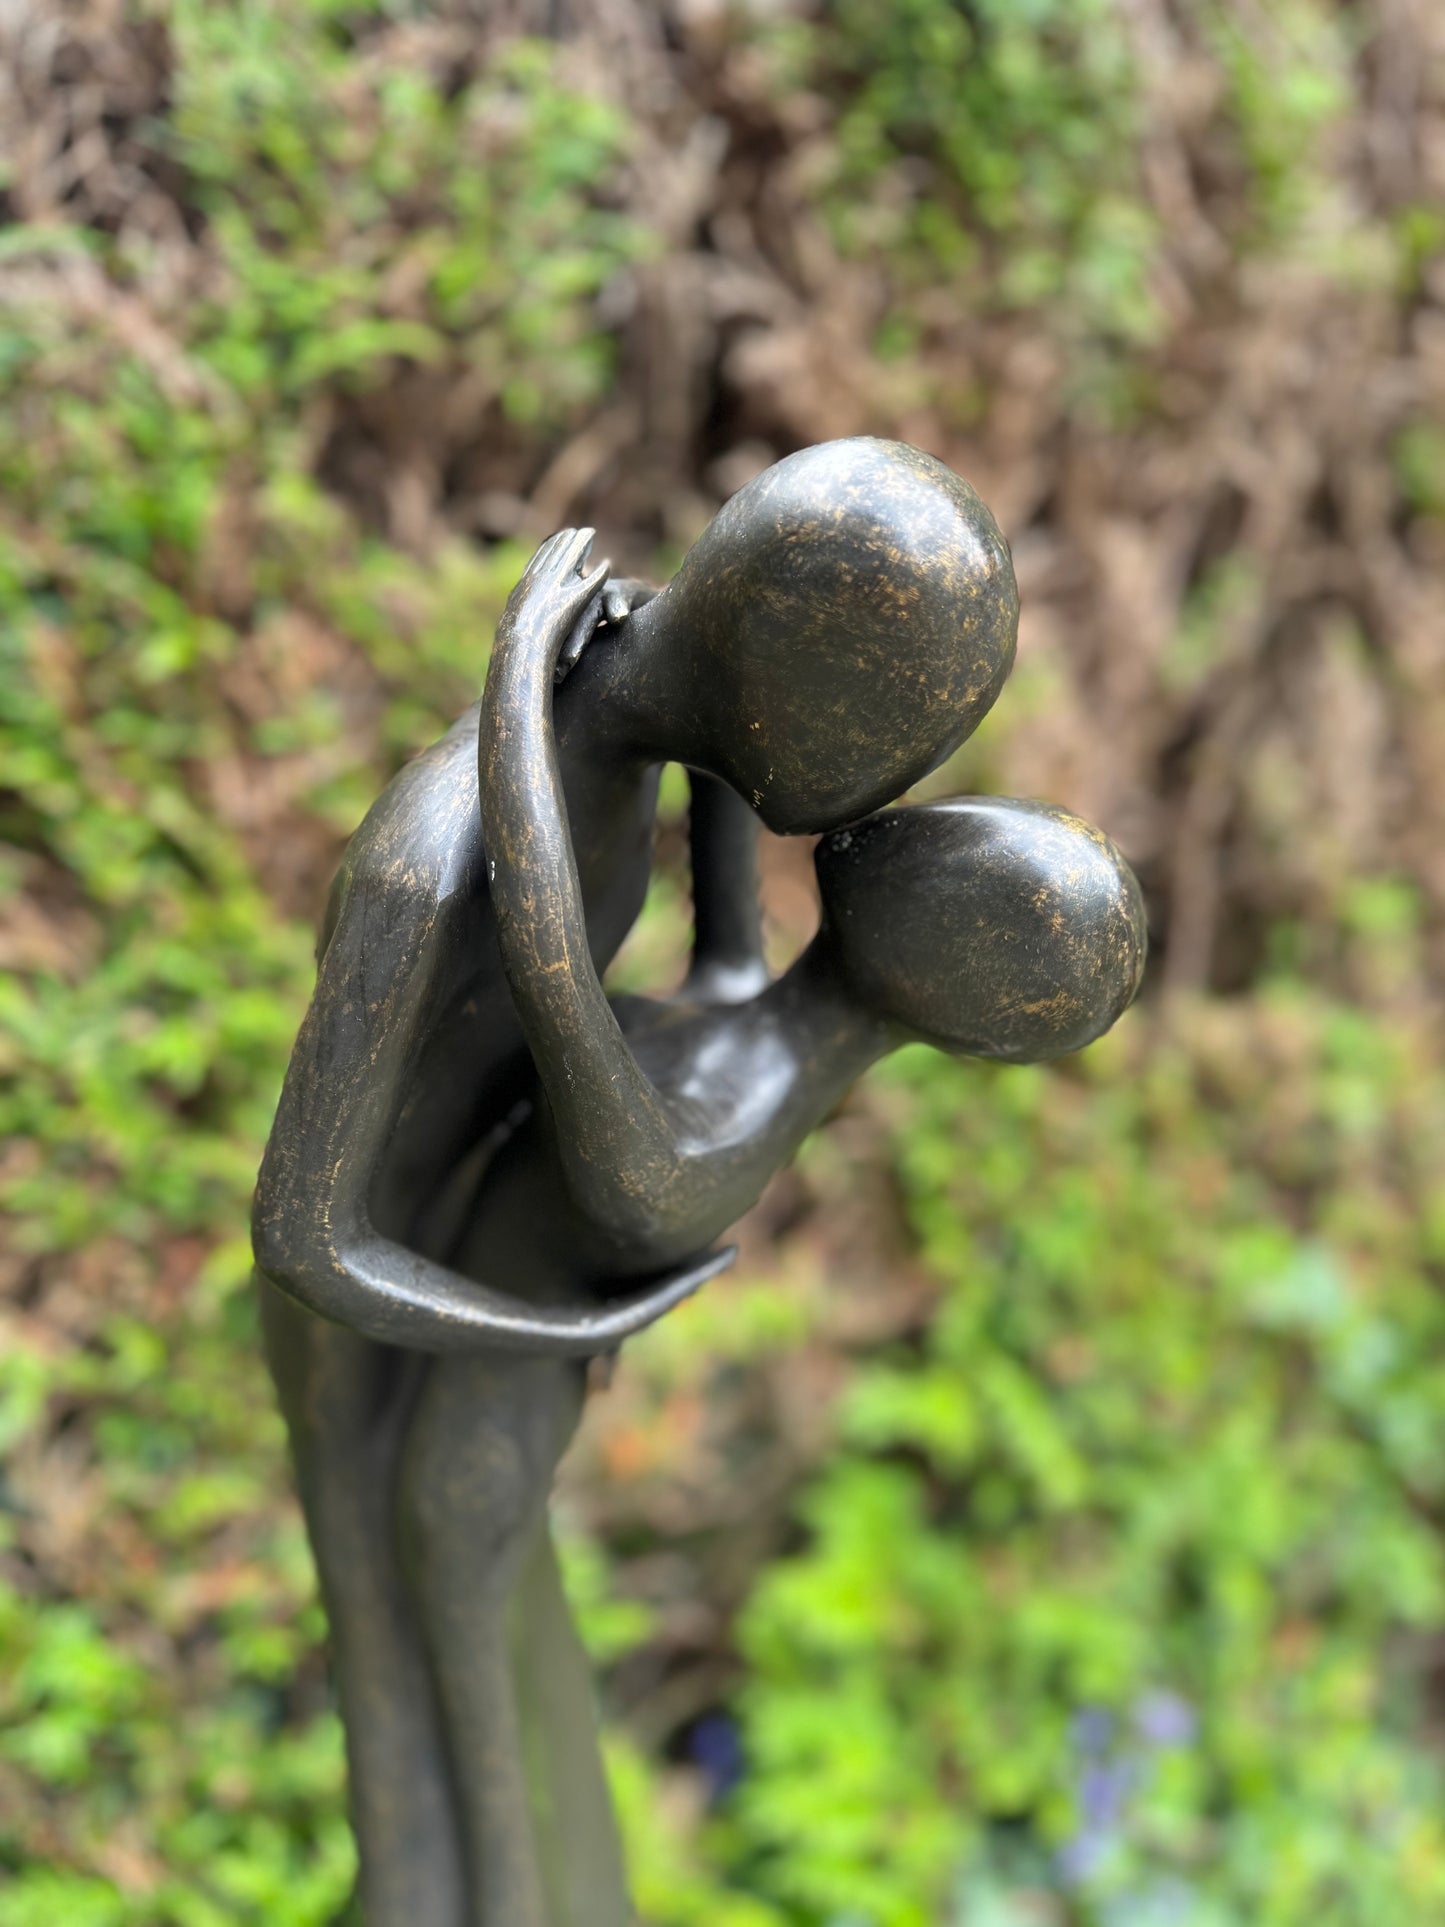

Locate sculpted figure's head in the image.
[814,798,1147,1061]
[626,438,1019,834]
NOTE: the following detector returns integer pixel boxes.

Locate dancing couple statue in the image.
[252,438,1146,1926]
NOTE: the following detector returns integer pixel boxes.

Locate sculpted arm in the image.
[684,772,768,1003]
[572,574,767,1005]
[253,748,726,1353]
[480,533,700,1245]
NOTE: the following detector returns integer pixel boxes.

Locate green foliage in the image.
[1202,0,1355,243]
[770,0,1159,353]
[586,842,1445,1927]
[1394,423,1445,519]
[614,999,1445,1925]
[168,10,646,421]
[0,0,647,1258]
[0,7,645,1914]
[764,0,1367,414]
[4,3,1443,1924]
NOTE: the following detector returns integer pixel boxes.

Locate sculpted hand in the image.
[480,530,710,1253]
[494,529,611,687]
[556,575,657,682]
[497,530,661,685]
[493,527,656,690]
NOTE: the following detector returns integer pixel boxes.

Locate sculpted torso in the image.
[254,672,679,1353]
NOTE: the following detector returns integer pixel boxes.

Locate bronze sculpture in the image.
[252,439,1145,1926]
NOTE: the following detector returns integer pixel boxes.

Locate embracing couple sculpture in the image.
[252,438,1146,1926]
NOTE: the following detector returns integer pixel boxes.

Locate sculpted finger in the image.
[557,555,611,622]
[578,556,611,602]
[556,588,606,683]
[553,559,614,681]
[551,526,596,580]
[601,1243,736,1334]
[606,577,657,619]
[522,529,567,581]
[520,1244,736,1352]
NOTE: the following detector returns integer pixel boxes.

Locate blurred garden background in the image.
[4,1,1445,1921]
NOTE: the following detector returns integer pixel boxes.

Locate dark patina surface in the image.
[251,440,1139,1927]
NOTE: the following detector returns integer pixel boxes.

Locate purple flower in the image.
[1056,1690,1196,1894]
[1071,1706,1116,1756]
[1132,1690,1196,1751]
[686,1710,744,1802]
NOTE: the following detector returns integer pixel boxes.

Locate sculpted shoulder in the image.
[325,705,486,940]
[256,706,493,1257]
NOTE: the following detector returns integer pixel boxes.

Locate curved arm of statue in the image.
[684,771,769,1004]
[571,574,768,1005]
[252,932,733,1355]
[479,530,705,1246]
[256,1215,730,1358]
[253,677,735,1355]
[575,575,770,1004]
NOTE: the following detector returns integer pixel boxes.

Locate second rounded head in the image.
[814,798,1147,1062]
